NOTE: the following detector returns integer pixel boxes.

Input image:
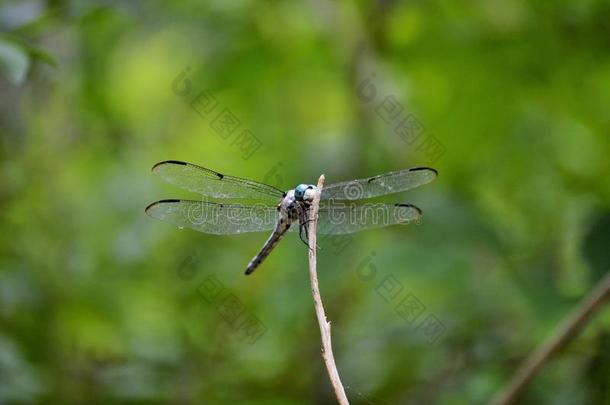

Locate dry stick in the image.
[490,271,610,405]
[308,174,350,405]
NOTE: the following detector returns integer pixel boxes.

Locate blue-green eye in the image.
[294,184,309,199]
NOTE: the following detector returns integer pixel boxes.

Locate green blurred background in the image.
[1,1,610,404]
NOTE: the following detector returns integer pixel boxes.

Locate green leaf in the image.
[0,33,57,67]
[0,37,30,85]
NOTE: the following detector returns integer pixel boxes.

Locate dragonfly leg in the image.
[298,223,310,247]
[299,219,321,251]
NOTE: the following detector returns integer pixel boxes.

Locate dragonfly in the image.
[145,160,437,275]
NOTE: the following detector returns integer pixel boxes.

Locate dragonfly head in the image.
[294,184,316,203]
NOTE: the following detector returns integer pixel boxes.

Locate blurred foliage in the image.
[1,0,610,404]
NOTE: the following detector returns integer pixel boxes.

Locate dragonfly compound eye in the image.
[294,184,309,200]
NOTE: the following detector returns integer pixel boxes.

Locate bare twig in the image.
[490,271,610,405]
[308,174,349,405]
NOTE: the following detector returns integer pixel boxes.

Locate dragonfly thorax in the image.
[294,184,316,203]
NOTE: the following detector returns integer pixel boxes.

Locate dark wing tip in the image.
[145,199,181,214]
[409,166,438,176]
[394,203,423,216]
[151,160,188,172]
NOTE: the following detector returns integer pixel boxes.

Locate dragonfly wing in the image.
[321,167,437,200]
[145,199,278,234]
[314,203,422,234]
[152,160,284,200]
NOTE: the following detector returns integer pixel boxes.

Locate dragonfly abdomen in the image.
[245,220,291,275]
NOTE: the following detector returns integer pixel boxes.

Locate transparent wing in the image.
[313,203,422,234]
[145,199,278,234]
[152,160,284,200]
[321,167,437,201]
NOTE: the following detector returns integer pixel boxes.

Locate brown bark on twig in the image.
[490,271,610,405]
[308,174,349,405]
